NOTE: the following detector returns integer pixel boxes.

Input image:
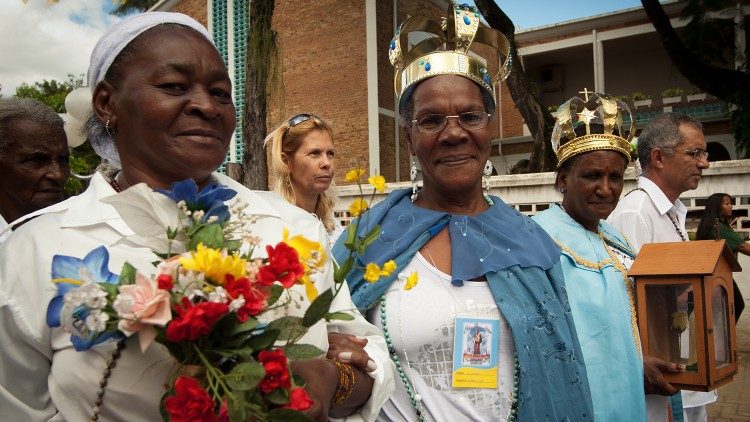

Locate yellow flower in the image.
[179,243,245,285]
[282,228,326,300]
[404,272,419,290]
[368,174,386,193]
[348,198,369,217]
[381,260,397,276]
[364,263,382,283]
[345,168,366,182]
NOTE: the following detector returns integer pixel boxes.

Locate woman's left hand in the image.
[327,332,378,373]
[290,359,338,422]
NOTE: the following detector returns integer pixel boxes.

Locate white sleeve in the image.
[0,247,56,420]
[325,276,394,421]
[608,210,652,253]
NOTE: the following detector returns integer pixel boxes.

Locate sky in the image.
[0,0,645,96]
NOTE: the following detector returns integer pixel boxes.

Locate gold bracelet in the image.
[330,360,356,408]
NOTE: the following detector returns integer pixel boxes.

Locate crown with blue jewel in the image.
[388,2,512,109]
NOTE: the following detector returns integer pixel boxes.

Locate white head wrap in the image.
[87,12,216,167]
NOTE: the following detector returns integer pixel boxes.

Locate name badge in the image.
[451,316,500,389]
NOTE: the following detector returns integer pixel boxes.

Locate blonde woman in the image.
[266,114,343,243]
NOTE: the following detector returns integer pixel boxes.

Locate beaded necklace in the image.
[378,291,520,421]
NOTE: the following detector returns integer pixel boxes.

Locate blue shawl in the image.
[333,189,594,421]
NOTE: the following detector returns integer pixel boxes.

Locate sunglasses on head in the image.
[288,113,315,127]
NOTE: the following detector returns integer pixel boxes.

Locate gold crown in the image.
[389,2,511,108]
[552,88,635,168]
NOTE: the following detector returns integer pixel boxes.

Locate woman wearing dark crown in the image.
[532,92,648,421]
[333,3,594,421]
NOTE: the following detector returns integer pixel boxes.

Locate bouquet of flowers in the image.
[46,179,339,421]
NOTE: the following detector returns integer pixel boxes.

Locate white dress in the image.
[370,252,516,422]
[0,172,393,421]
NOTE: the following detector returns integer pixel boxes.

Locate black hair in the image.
[696,192,731,240]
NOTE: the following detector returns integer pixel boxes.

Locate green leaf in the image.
[227,394,247,422]
[362,224,381,248]
[187,223,224,250]
[267,284,284,307]
[334,257,354,284]
[265,387,290,405]
[343,223,357,249]
[268,408,314,422]
[214,348,255,359]
[224,239,241,253]
[225,362,265,391]
[228,319,259,336]
[266,316,306,341]
[302,289,333,327]
[283,343,325,360]
[246,328,279,350]
[325,311,355,322]
[119,262,137,285]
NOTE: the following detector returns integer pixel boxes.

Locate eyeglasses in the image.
[288,113,314,127]
[411,112,491,134]
[684,148,709,161]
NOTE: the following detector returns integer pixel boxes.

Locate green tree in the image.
[14,74,100,196]
[475,0,557,172]
[642,0,750,156]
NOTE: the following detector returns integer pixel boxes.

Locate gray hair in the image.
[398,80,496,131]
[637,112,703,170]
[0,97,64,155]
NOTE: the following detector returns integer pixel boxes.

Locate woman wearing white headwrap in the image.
[0,12,391,421]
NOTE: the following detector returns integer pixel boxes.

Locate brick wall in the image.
[170,0,207,28]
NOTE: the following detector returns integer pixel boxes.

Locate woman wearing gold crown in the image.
[333,3,594,421]
[532,92,649,421]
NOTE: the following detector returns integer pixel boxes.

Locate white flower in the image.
[206,215,218,223]
[228,296,246,312]
[208,286,228,303]
[82,284,109,309]
[192,210,205,221]
[85,310,110,333]
[101,184,187,252]
[112,294,134,316]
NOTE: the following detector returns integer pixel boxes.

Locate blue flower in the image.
[47,246,121,351]
[156,179,237,224]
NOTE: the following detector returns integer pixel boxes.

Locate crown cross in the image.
[579,88,593,102]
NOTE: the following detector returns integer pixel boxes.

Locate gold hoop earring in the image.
[105,117,115,137]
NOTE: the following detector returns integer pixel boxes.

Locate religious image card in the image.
[451,317,500,389]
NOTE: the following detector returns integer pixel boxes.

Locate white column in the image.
[592,29,605,93]
[365,0,380,176]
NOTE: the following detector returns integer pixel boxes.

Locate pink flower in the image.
[114,272,172,351]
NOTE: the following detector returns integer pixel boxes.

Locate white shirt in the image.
[0,213,8,244]
[0,172,393,421]
[608,176,717,415]
[371,253,516,422]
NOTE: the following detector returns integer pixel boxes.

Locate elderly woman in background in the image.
[696,192,746,320]
[0,97,69,242]
[334,4,593,421]
[266,114,343,243]
[532,92,648,421]
[0,12,391,421]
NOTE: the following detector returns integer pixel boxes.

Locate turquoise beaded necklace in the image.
[379,293,520,421]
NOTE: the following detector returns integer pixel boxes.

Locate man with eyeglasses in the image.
[608,112,712,422]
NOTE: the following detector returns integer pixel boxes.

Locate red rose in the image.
[256,242,304,288]
[258,349,291,393]
[157,274,174,290]
[164,376,217,422]
[165,298,228,342]
[285,387,314,411]
[224,275,270,322]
